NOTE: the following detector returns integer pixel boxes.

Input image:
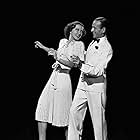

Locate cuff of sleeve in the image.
[80,64,91,73]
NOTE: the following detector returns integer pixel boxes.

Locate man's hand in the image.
[70,55,80,64]
[71,55,83,68]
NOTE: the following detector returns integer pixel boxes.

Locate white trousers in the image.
[68,83,107,140]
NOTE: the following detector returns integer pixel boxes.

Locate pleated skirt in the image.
[35,69,72,127]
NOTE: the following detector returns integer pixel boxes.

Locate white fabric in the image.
[57,38,85,62]
[79,36,113,91]
[35,70,72,127]
[68,86,107,140]
[68,37,113,140]
[81,36,113,76]
[35,38,85,127]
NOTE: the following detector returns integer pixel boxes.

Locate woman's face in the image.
[70,24,84,40]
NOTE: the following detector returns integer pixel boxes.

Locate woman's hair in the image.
[64,21,86,39]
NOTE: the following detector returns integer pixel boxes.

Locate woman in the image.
[35,21,86,140]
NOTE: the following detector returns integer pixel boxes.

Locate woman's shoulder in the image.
[76,40,84,45]
[58,38,68,48]
[59,38,68,44]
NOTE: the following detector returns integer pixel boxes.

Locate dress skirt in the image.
[35,68,72,127]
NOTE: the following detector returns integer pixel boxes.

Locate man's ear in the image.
[102,27,106,34]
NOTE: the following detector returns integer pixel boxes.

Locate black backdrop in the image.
[2,3,139,140]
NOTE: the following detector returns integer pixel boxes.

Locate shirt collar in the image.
[97,36,106,43]
[89,36,106,47]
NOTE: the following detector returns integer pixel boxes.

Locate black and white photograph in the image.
[3,3,139,140]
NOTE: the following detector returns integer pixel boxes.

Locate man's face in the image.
[71,24,84,40]
[91,20,104,39]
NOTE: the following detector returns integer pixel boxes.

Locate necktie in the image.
[94,38,100,43]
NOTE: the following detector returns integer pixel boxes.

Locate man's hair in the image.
[64,21,86,39]
[95,17,108,29]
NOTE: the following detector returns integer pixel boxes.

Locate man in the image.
[68,17,113,140]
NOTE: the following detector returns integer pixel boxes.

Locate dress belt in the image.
[53,63,70,74]
[56,67,70,74]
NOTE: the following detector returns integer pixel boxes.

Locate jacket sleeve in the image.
[93,47,113,75]
[81,46,113,76]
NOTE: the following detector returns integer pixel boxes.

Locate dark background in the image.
[2,2,139,140]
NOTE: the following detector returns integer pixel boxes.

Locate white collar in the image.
[98,36,106,43]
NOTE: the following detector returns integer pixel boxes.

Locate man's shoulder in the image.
[100,37,112,49]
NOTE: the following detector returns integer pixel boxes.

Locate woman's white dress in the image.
[35,38,85,127]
